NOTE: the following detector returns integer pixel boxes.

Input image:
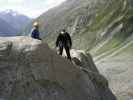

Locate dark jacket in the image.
[31,28,40,39]
[56,32,72,48]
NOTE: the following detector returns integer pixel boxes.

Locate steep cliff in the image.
[0,36,116,100]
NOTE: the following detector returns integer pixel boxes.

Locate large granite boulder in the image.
[0,36,116,100]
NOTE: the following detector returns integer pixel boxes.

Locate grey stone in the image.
[0,36,116,100]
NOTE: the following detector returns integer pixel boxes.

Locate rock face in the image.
[0,36,116,100]
[24,0,133,52]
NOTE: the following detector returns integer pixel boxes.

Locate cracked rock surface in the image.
[0,36,116,100]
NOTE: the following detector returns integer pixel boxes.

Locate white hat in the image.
[33,22,39,27]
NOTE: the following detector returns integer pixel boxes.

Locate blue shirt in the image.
[31,28,40,39]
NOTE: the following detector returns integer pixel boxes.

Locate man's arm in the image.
[56,34,61,47]
[30,28,34,37]
[67,33,72,47]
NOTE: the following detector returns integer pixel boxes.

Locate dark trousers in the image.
[59,46,71,60]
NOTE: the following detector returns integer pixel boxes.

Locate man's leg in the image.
[65,46,71,60]
[59,46,63,56]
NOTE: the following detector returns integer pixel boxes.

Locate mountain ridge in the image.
[0,18,18,36]
[0,9,32,35]
[23,0,133,57]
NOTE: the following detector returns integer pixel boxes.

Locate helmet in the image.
[61,29,66,34]
[33,22,39,27]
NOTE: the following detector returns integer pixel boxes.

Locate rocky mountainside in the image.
[0,36,116,100]
[22,0,133,99]
[0,10,32,35]
[0,18,17,36]
[24,0,133,56]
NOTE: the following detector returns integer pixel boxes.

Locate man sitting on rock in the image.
[31,22,41,40]
[56,29,72,60]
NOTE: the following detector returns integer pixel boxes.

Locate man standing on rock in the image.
[56,29,72,60]
[31,22,41,40]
